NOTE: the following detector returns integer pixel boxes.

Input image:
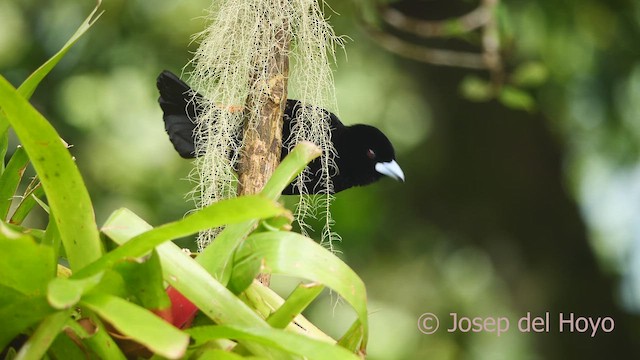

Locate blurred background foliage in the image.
[2,0,640,358]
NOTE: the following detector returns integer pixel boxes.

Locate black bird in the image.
[156,70,404,194]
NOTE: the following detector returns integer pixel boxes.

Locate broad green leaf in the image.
[101,209,290,359]
[0,1,103,139]
[115,249,170,310]
[101,208,152,239]
[77,195,285,279]
[227,257,260,295]
[0,76,103,270]
[89,269,128,300]
[81,293,189,360]
[266,283,324,329]
[0,147,28,219]
[47,273,103,310]
[233,232,368,350]
[197,142,322,283]
[188,325,360,360]
[13,310,72,360]
[0,223,54,296]
[0,295,53,351]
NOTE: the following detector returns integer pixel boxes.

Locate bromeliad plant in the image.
[0,2,368,359]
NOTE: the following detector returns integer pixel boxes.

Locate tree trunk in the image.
[237,19,290,286]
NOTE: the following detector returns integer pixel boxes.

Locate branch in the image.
[236,8,290,286]
[363,0,503,77]
[365,25,488,69]
[381,2,493,38]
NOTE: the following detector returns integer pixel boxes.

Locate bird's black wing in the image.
[280,100,347,195]
[280,99,344,152]
[157,71,201,158]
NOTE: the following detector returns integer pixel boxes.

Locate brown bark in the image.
[237,20,290,286]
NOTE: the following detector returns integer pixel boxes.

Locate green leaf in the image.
[100,208,153,240]
[13,310,72,360]
[81,293,189,360]
[114,249,170,310]
[0,223,54,296]
[337,319,365,353]
[0,76,103,271]
[227,257,260,295]
[243,283,335,343]
[18,2,103,99]
[49,330,90,360]
[194,349,257,360]
[197,142,322,283]
[266,283,324,329]
[47,274,103,310]
[232,232,369,350]
[460,75,494,102]
[0,296,53,351]
[9,182,45,225]
[0,131,7,174]
[0,147,29,220]
[259,141,322,200]
[43,214,62,273]
[188,325,359,360]
[498,85,536,111]
[82,316,127,360]
[89,269,128,299]
[77,195,286,279]
[511,61,549,88]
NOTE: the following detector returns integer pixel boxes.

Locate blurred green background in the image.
[2,0,640,358]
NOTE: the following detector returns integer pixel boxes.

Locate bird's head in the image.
[336,124,405,187]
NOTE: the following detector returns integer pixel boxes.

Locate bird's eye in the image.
[366,149,376,159]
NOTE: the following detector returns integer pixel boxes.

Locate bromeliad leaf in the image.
[78,194,287,278]
[10,183,45,225]
[0,223,54,296]
[81,293,189,360]
[0,224,56,350]
[0,76,103,271]
[0,146,29,219]
[101,209,292,359]
[187,325,359,360]
[231,231,369,350]
[266,282,325,329]
[47,273,103,310]
[114,249,170,310]
[196,141,322,283]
